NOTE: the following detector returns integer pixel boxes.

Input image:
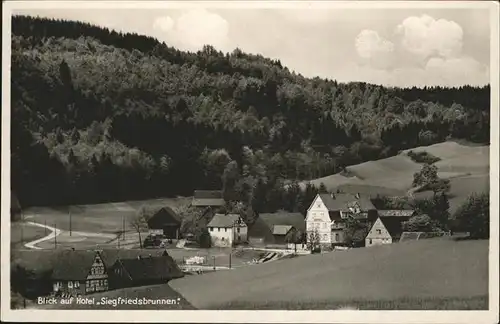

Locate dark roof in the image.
[192,190,225,207]
[317,193,376,212]
[113,255,183,281]
[52,250,101,280]
[377,210,415,217]
[249,212,305,242]
[379,216,407,238]
[207,214,245,228]
[259,212,306,232]
[147,207,181,229]
[12,249,179,279]
[272,225,293,235]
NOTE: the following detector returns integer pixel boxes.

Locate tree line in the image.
[11,15,490,208]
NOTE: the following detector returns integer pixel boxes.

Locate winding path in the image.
[23,221,62,250]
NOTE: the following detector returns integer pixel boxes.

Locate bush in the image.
[407,150,441,164]
[454,192,489,239]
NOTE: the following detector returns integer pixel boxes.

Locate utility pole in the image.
[122,215,125,241]
[54,223,57,249]
[213,256,216,271]
[229,253,232,269]
[20,211,24,244]
[69,207,72,236]
[44,219,47,236]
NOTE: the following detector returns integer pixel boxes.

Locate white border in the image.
[2,1,499,323]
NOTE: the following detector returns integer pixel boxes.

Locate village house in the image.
[206,213,247,247]
[248,212,305,247]
[191,190,225,208]
[51,250,109,296]
[147,207,182,239]
[305,193,377,248]
[12,249,184,299]
[365,213,413,247]
[108,252,183,289]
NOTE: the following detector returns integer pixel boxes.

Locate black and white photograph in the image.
[2,1,498,323]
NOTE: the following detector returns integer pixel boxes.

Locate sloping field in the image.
[305,141,489,205]
[10,222,48,250]
[22,197,191,234]
[169,238,488,309]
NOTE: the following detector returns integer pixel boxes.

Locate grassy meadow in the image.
[168,237,488,309]
[306,141,489,213]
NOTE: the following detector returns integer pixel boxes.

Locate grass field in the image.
[10,222,48,250]
[305,141,489,212]
[168,238,488,309]
[22,197,191,234]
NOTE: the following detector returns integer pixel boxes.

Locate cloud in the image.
[395,14,463,60]
[355,30,395,69]
[340,56,489,88]
[152,9,230,52]
[349,14,488,87]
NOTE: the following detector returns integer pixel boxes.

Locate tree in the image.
[402,214,433,232]
[197,228,212,248]
[306,229,321,252]
[222,161,240,202]
[413,163,438,187]
[454,192,489,239]
[285,229,304,253]
[428,192,450,230]
[343,217,369,247]
[412,163,450,194]
[130,206,152,249]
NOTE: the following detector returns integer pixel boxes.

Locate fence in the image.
[399,231,452,242]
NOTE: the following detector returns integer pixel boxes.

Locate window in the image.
[225,228,227,232]
[335,233,339,242]
[237,228,240,233]
[68,281,73,288]
[369,239,373,245]
[221,237,225,241]
[75,281,80,288]
[218,228,220,232]
[376,229,381,235]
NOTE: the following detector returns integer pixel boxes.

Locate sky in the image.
[13,5,492,88]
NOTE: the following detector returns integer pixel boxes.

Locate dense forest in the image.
[11,15,490,209]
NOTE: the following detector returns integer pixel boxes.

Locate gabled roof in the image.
[377,210,415,217]
[379,216,407,238]
[318,193,376,212]
[259,212,306,232]
[147,206,181,229]
[248,212,305,242]
[52,250,101,280]
[113,255,183,281]
[207,214,245,228]
[272,225,293,236]
[11,249,179,279]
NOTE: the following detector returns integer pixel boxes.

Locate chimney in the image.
[330,192,336,199]
[355,193,360,199]
[137,255,142,260]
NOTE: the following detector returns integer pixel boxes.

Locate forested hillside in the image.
[11,15,490,208]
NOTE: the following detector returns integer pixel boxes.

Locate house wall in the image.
[53,280,85,296]
[331,229,345,244]
[365,218,393,247]
[306,196,332,244]
[85,254,109,293]
[209,224,247,247]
